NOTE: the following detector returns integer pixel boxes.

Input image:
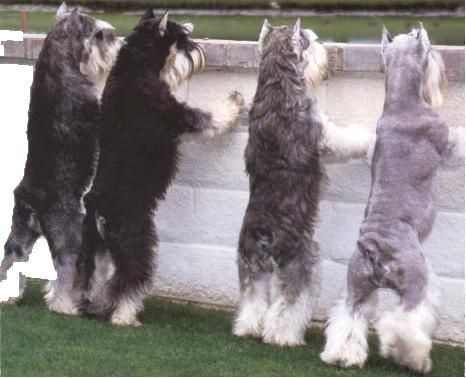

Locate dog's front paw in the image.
[228,90,245,109]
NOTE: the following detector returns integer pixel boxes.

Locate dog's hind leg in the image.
[375,252,440,373]
[104,210,156,327]
[41,207,83,316]
[233,254,271,338]
[261,244,320,346]
[75,197,114,314]
[1,195,41,282]
[320,250,377,367]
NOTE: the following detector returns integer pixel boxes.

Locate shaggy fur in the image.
[321,24,462,373]
[233,19,324,346]
[0,3,119,314]
[76,10,243,326]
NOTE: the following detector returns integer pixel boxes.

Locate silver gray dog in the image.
[321,24,463,373]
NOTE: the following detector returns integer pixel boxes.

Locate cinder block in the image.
[227,42,256,69]
[436,167,465,212]
[175,132,249,191]
[313,259,348,320]
[327,202,365,262]
[343,45,381,72]
[322,160,371,203]
[153,242,238,306]
[424,211,464,279]
[157,185,194,243]
[192,188,249,247]
[201,41,226,67]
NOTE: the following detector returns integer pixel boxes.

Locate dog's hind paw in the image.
[110,314,142,327]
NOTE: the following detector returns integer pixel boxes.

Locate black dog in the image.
[0,3,120,313]
[77,10,243,326]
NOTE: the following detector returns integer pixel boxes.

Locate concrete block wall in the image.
[1,35,464,344]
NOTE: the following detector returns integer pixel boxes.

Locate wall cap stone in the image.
[1,33,464,80]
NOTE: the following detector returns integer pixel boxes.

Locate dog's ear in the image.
[292,18,301,43]
[139,8,155,24]
[417,22,431,52]
[56,1,68,17]
[381,25,393,54]
[65,8,82,36]
[258,19,272,54]
[158,11,169,37]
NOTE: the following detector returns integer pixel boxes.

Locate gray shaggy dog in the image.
[0,2,120,313]
[321,24,463,373]
[233,19,327,346]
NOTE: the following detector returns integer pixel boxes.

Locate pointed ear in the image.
[417,22,431,51]
[139,8,155,24]
[381,25,393,53]
[65,8,81,36]
[158,11,168,37]
[56,1,68,17]
[258,19,272,54]
[292,18,301,42]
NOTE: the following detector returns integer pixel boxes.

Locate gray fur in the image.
[233,20,324,346]
[321,25,451,373]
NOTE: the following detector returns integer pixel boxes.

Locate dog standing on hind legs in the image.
[233,19,328,347]
[320,24,463,373]
[0,3,120,313]
[76,10,244,327]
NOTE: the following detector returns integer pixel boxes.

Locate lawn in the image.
[1,281,464,376]
[0,11,464,45]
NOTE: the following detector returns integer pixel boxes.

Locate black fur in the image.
[77,11,221,325]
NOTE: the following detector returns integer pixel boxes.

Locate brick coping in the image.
[1,33,464,80]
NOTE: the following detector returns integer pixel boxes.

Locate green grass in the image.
[0,10,464,45]
[1,281,464,376]
[0,0,463,11]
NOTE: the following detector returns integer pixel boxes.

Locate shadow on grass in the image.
[1,279,463,377]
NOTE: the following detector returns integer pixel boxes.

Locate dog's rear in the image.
[234,19,325,346]
[321,24,451,373]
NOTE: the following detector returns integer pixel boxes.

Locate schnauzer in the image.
[0,3,120,314]
[321,24,463,373]
[76,10,244,326]
[233,19,329,347]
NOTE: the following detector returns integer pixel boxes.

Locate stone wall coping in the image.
[1,33,464,80]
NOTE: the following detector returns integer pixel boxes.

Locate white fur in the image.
[201,91,244,137]
[44,279,79,316]
[233,274,271,337]
[95,20,114,31]
[111,293,144,327]
[423,49,447,108]
[320,298,372,367]
[258,19,272,54]
[375,264,441,373]
[160,44,205,92]
[443,126,465,168]
[261,274,313,347]
[303,36,327,91]
[80,36,121,97]
[317,111,375,162]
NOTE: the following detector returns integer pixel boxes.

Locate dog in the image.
[320,24,463,373]
[76,10,244,326]
[0,3,120,313]
[232,19,328,347]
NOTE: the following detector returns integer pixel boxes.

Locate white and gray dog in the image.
[233,19,371,347]
[321,24,463,373]
[0,3,121,312]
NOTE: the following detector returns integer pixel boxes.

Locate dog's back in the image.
[363,108,448,243]
[240,26,323,265]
